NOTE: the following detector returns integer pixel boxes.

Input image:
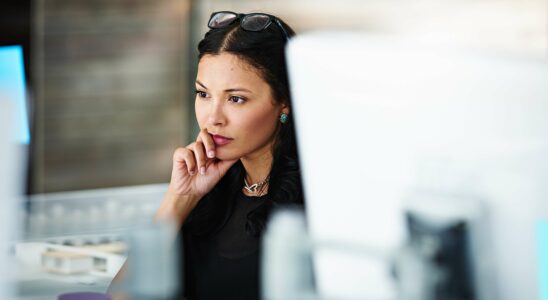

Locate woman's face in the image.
[195,53,288,161]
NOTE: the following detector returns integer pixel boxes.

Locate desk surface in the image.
[16,267,112,300]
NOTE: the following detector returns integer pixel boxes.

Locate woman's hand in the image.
[168,129,238,200]
[155,129,238,226]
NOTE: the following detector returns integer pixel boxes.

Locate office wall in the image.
[32,0,192,193]
[196,0,547,58]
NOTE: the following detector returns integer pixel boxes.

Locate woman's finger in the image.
[174,147,196,175]
[192,141,208,175]
[197,128,216,159]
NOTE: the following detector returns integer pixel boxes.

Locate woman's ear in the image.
[281,102,290,115]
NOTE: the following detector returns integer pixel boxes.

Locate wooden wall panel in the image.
[33,0,192,192]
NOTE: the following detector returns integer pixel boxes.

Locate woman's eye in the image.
[195,90,208,98]
[229,96,246,104]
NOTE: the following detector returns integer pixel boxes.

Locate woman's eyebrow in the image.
[196,80,207,89]
[196,80,253,94]
[225,88,252,94]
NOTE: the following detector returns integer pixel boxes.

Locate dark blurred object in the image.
[405,211,476,300]
[0,0,31,83]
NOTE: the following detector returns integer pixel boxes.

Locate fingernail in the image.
[200,166,205,175]
[208,151,215,158]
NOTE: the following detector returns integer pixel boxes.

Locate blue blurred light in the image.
[0,45,30,144]
[537,220,548,300]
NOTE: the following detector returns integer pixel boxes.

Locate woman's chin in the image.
[214,151,242,161]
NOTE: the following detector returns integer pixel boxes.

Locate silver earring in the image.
[280,113,288,123]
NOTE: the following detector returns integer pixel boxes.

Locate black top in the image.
[182,191,268,300]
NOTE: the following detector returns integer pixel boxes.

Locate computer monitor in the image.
[0,45,30,145]
[0,44,29,299]
[287,32,548,300]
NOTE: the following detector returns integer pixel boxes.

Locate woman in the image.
[112,11,305,300]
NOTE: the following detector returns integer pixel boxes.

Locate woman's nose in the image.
[207,100,227,126]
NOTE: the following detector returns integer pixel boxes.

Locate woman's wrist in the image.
[155,190,202,226]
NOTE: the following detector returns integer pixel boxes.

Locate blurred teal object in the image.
[0,45,30,144]
[538,221,548,300]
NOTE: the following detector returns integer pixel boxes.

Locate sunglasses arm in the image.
[274,19,290,40]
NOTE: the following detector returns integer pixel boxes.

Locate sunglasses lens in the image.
[209,12,237,28]
[241,14,271,31]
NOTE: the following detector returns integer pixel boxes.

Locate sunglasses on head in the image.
[207,11,290,41]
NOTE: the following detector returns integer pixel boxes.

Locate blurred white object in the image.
[262,208,314,300]
[287,32,548,300]
[0,45,28,299]
[0,101,22,299]
[126,220,179,299]
[42,251,94,275]
[16,242,126,277]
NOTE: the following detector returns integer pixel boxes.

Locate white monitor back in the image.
[0,101,21,300]
[287,32,548,300]
[0,45,27,299]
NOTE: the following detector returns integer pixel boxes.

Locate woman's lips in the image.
[211,134,233,146]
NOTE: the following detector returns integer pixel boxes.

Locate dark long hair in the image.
[184,14,303,237]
